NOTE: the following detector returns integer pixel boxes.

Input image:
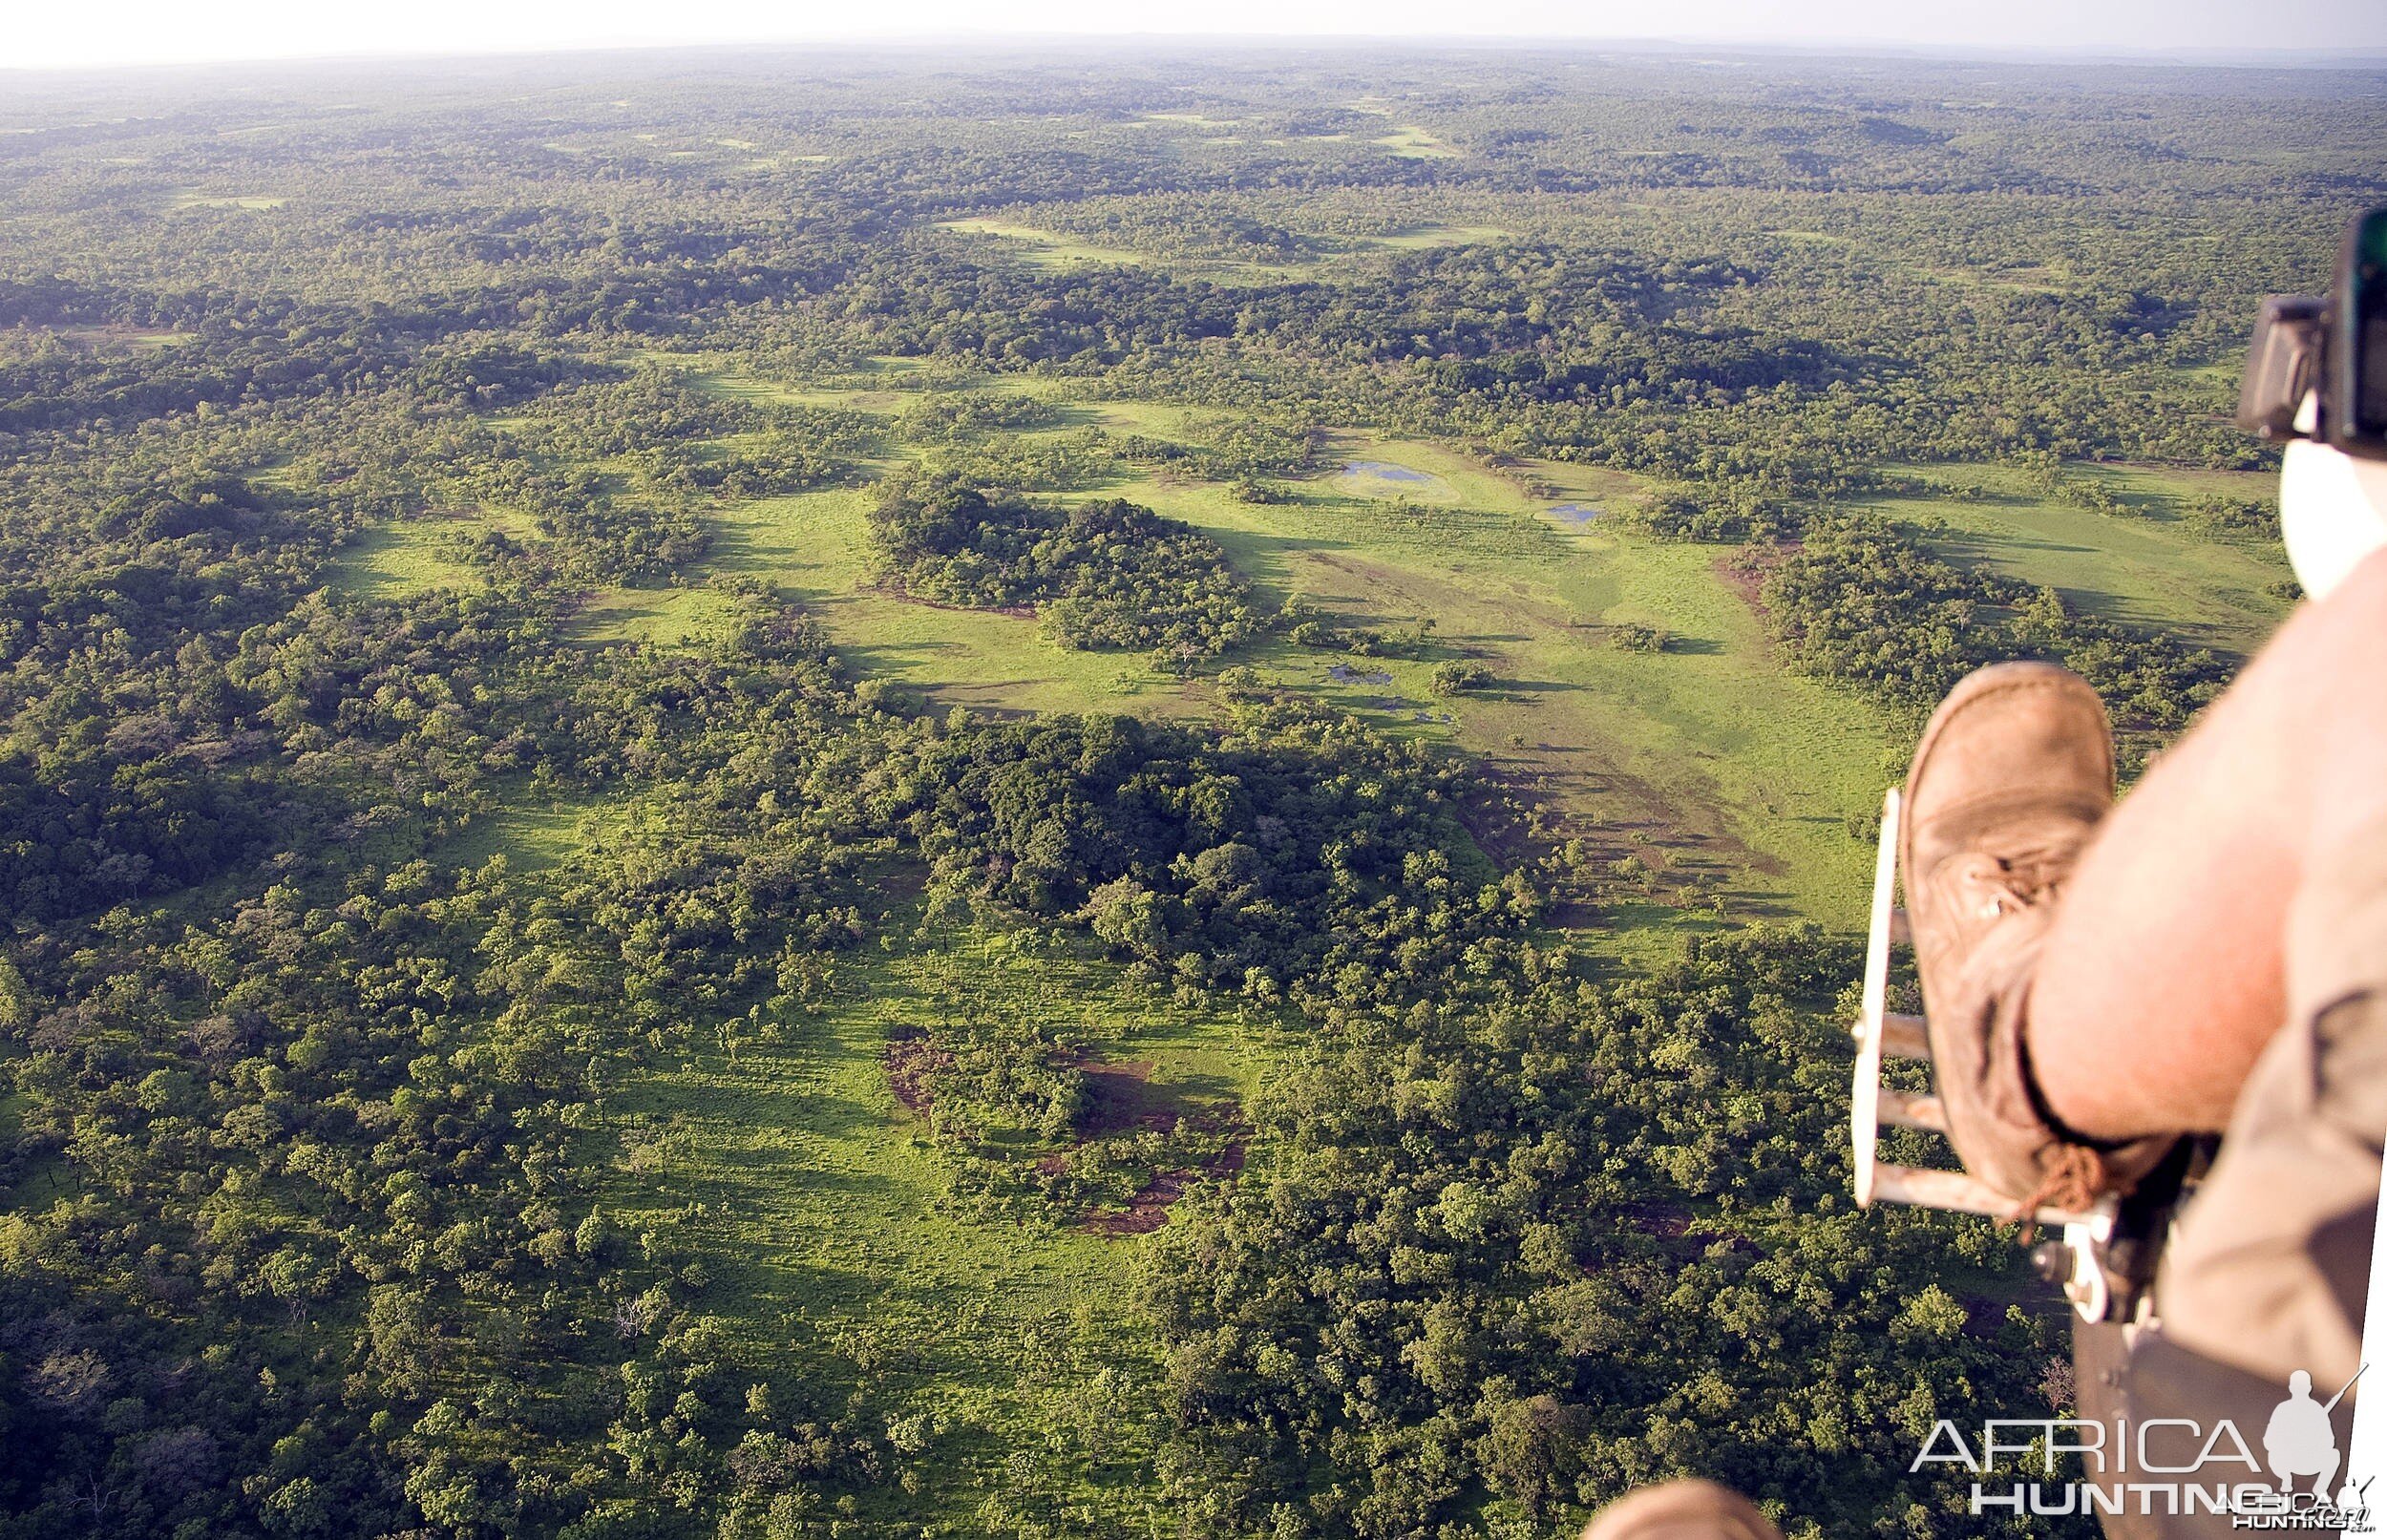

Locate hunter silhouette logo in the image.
[2265,1370,2350,1498]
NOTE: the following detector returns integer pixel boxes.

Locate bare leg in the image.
[2029,546,2387,1142]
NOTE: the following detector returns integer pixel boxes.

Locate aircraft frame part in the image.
[1848,786,2122,1321]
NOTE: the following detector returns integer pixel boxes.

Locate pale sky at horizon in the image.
[8,0,2387,73]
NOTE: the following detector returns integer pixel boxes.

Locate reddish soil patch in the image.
[1088,1174,1187,1235]
[883,1028,949,1117]
[1617,1201,1694,1239]
[1073,1057,1250,1237]
[1715,540,1798,621]
[1086,1142,1249,1236]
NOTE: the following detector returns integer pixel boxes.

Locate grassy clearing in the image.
[36,324,192,349]
[1869,463,2290,655]
[1110,438,1895,929]
[444,790,635,875]
[937,220,1312,285]
[708,487,1200,718]
[576,584,745,646]
[937,219,1151,269]
[591,923,1276,1529]
[169,190,286,209]
[330,517,490,599]
[690,370,913,415]
[1375,126,1459,159]
[1365,222,1513,248]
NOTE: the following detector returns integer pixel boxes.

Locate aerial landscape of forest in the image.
[0,38,2376,1540]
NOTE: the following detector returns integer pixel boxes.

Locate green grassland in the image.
[1869,462,2290,653]
[709,486,1201,717]
[1102,437,1895,930]
[1374,125,1460,159]
[390,374,2295,938]
[446,791,638,874]
[331,505,543,600]
[934,212,1513,280]
[936,219,1154,270]
[333,513,497,598]
[168,189,288,210]
[339,375,2291,1523]
[1365,222,1515,249]
[593,920,1274,1531]
[937,219,1311,284]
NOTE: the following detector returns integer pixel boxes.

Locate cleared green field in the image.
[445,791,635,874]
[936,219,1347,284]
[594,923,1272,1529]
[169,189,286,210]
[577,584,745,646]
[1870,463,2290,655]
[331,513,517,598]
[1365,222,1513,248]
[937,219,1151,269]
[1109,440,1894,928]
[1375,126,1459,158]
[709,487,1200,718]
[695,371,912,414]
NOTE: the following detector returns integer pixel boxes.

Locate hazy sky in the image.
[9,0,2387,70]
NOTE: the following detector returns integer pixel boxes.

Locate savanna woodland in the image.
[0,39,2368,1540]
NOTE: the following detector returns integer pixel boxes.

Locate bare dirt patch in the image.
[1715,541,1797,621]
[1072,1056,1249,1235]
[1086,1140,1249,1236]
[883,1027,948,1116]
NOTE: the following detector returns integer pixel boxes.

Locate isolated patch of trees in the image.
[1761,515,2231,747]
[869,473,1264,658]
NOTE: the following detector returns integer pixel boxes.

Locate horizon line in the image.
[9,32,2387,79]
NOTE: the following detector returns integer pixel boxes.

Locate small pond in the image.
[1343,459,1436,483]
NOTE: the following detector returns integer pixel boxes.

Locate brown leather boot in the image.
[1582,1480,1783,1540]
[1902,662,2172,1211]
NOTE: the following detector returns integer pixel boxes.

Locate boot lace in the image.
[1954,846,2076,920]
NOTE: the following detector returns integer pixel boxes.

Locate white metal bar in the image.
[1850,786,1903,1208]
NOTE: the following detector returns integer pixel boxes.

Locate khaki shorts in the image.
[2154,812,2387,1392]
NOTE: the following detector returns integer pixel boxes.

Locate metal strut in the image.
[1848,786,2123,1320]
